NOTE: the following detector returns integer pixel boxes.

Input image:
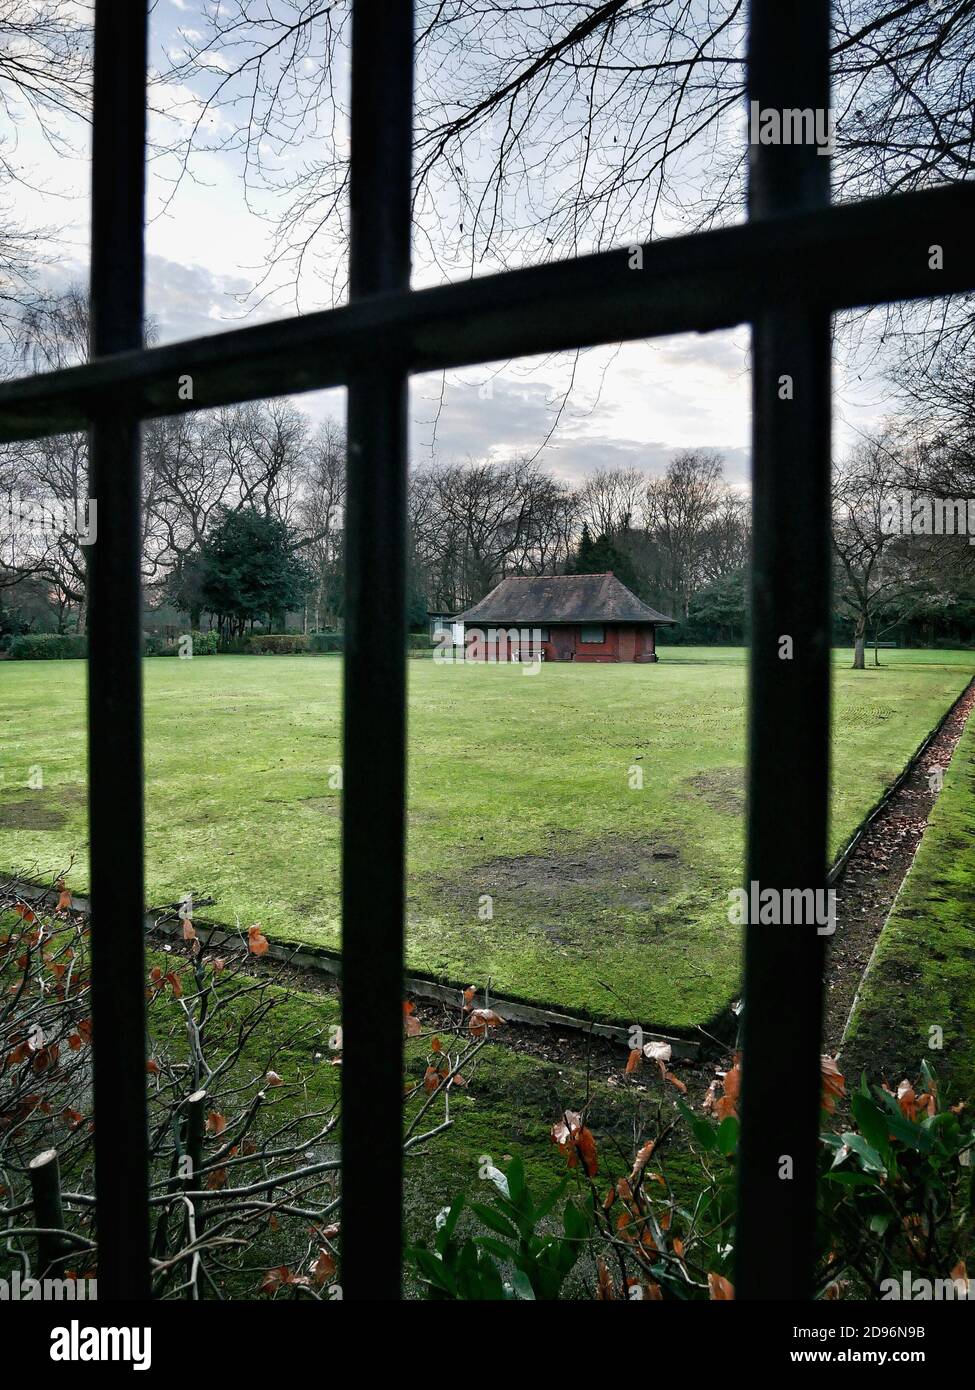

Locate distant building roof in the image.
[455,573,675,625]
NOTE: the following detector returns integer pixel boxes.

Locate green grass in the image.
[0,646,971,1029]
[844,698,975,1093]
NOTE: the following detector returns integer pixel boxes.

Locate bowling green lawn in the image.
[1,646,972,1031]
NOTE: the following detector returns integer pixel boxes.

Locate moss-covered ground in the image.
[843,702,975,1095]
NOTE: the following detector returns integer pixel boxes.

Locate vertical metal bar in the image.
[736,0,832,1300]
[341,0,413,1300]
[86,0,151,1300]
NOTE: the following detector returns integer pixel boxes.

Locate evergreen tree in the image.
[566,526,640,594]
[197,507,310,636]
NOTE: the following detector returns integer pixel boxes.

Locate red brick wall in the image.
[572,624,620,662]
[464,623,659,662]
[635,625,658,662]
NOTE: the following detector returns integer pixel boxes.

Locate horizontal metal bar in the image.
[0,181,972,442]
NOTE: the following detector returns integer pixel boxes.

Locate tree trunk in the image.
[853,614,865,669]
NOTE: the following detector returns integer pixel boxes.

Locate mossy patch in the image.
[844,708,975,1094]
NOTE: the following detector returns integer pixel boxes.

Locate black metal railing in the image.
[0,0,973,1301]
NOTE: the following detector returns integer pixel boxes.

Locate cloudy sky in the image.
[7,0,900,488]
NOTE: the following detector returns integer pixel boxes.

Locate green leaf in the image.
[840,1131,887,1174]
[851,1092,893,1163]
[475,1235,514,1262]
[881,1106,935,1153]
[716,1115,739,1156]
[562,1199,590,1243]
[411,1246,454,1294]
[677,1100,719,1152]
[438,1195,465,1247]
[822,1170,879,1189]
[532,1177,569,1224]
[505,1155,527,1204]
[468,1200,519,1242]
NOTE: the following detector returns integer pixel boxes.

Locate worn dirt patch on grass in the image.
[0,785,85,830]
[684,767,745,815]
[431,835,688,943]
[260,794,341,816]
[298,796,341,816]
[468,835,680,889]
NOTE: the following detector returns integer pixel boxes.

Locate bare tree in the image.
[577,466,645,539]
[409,456,580,608]
[500,465,577,576]
[831,433,925,669]
[644,449,727,618]
[0,3,91,345]
[698,488,749,583]
[299,419,346,630]
[0,875,490,1299]
[159,2,975,288]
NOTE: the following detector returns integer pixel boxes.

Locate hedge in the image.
[308,631,344,653]
[245,633,310,654]
[144,631,219,657]
[8,633,88,660]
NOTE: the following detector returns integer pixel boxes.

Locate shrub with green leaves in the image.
[191,630,219,655]
[411,1056,975,1300]
[818,1061,975,1297]
[406,1157,589,1300]
[8,633,87,660]
[309,631,344,653]
[588,1057,974,1300]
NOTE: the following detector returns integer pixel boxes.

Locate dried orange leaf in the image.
[630,1139,656,1183]
[821,1056,845,1114]
[247,926,270,956]
[468,1007,504,1037]
[311,1249,337,1285]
